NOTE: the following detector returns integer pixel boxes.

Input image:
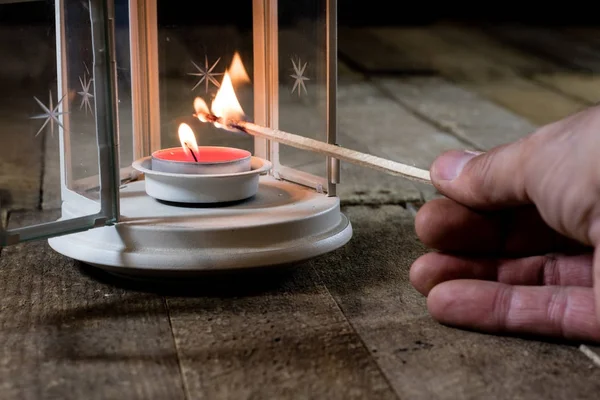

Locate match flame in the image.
[193,97,210,122]
[211,70,245,125]
[193,52,248,131]
[178,123,199,161]
[228,51,250,85]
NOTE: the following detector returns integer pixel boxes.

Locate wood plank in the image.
[316,205,600,400]
[42,132,61,210]
[375,76,537,150]
[337,83,462,200]
[368,27,523,81]
[368,27,589,125]
[0,24,55,211]
[533,73,600,104]
[338,60,361,81]
[299,81,469,203]
[338,27,434,75]
[0,25,55,85]
[0,211,185,400]
[432,26,600,106]
[485,26,600,72]
[164,267,397,399]
[427,25,564,75]
[0,90,45,211]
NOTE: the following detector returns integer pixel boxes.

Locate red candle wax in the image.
[154,147,250,163]
[151,146,252,175]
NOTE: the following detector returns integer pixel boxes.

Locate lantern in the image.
[0,0,427,276]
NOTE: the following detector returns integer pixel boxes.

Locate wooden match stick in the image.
[196,112,432,184]
[237,121,431,184]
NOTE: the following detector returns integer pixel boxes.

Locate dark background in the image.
[0,0,597,26]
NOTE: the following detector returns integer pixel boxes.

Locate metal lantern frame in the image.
[0,0,341,248]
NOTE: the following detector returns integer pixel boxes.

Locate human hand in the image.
[410,105,600,342]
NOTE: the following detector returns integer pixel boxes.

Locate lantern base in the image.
[48,176,352,277]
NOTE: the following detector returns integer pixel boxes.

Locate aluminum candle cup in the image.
[132,156,272,204]
[151,146,252,174]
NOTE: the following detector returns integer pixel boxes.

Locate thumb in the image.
[430,143,531,209]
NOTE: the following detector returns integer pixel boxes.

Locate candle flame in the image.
[211,70,245,128]
[229,51,250,85]
[178,123,199,161]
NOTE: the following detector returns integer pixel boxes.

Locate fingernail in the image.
[433,150,482,181]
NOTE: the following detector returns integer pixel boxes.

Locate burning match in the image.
[192,58,432,185]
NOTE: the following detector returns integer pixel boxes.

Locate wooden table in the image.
[2,23,600,399]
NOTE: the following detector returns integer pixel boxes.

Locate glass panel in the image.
[277,0,328,178]
[156,1,254,154]
[62,1,101,188]
[114,0,134,171]
[61,0,134,193]
[0,0,119,243]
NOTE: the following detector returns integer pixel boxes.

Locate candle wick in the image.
[186,143,198,162]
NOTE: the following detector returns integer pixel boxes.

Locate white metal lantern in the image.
[1,0,429,277]
[0,0,354,277]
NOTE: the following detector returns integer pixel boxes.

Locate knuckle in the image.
[470,155,497,203]
[546,289,569,338]
[542,255,560,286]
[491,284,513,329]
[463,145,528,204]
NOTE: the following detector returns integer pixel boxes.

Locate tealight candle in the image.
[151,123,252,174]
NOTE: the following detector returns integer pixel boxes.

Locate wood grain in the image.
[164,267,397,399]
[375,76,537,150]
[296,83,456,203]
[0,93,45,211]
[431,26,600,106]
[427,25,564,75]
[533,73,600,105]
[485,26,600,72]
[42,131,62,210]
[361,27,589,125]
[0,211,185,400]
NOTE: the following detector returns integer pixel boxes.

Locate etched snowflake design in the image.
[30,90,68,137]
[188,55,223,93]
[78,73,94,115]
[290,57,310,96]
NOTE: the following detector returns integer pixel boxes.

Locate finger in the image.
[594,245,600,325]
[410,252,594,295]
[415,197,587,256]
[427,280,600,342]
[430,145,531,209]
